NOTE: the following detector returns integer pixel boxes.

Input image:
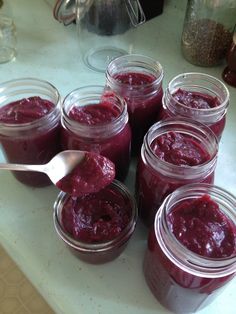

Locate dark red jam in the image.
[222,40,236,87]
[56,152,115,197]
[168,195,236,258]
[136,131,214,226]
[151,131,210,166]
[161,88,226,139]
[144,195,236,313]
[113,72,163,154]
[0,97,61,187]
[61,101,131,181]
[61,187,132,244]
[0,97,54,123]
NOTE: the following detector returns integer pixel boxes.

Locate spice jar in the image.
[181,0,236,67]
[53,180,138,264]
[60,85,131,181]
[105,54,164,154]
[136,118,218,227]
[0,78,61,187]
[144,183,236,313]
[160,72,230,140]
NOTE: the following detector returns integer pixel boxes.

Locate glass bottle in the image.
[160,72,229,141]
[60,85,131,181]
[136,118,218,227]
[0,78,61,187]
[105,54,164,154]
[181,0,236,67]
[144,183,236,313]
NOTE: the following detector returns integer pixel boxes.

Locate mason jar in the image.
[53,180,138,264]
[105,54,164,154]
[136,118,218,227]
[60,85,131,181]
[144,183,236,313]
[160,72,229,140]
[0,78,61,187]
[181,0,236,67]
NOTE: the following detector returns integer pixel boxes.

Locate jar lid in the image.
[53,0,77,25]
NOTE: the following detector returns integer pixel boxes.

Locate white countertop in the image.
[0,1,235,314]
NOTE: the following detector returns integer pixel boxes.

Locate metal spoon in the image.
[0,150,86,185]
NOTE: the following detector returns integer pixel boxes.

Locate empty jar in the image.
[54,0,146,72]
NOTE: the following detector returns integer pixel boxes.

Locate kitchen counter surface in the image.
[0,1,235,314]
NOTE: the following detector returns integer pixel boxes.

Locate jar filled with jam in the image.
[160,72,229,141]
[222,32,236,88]
[60,85,131,181]
[144,183,236,313]
[53,180,138,264]
[0,78,61,187]
[105,54,164,154]
[136,118,218,227]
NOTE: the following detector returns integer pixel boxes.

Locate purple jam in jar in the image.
[56,152,115,197]
[136,118,218,227]
[54,180,137,264]
[161,73,229,141]
[0,79,61,187]
[106,54,163,154]
[60,86,131,182]
[144,184,236,313]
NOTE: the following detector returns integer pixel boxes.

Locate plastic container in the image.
[105,54,163,154]
[144,183,236,313]
[181,0,236,67]
[136,118,218,227]
[161,72,229,140]
[53,180,138,264]
[60,85,131,181]
[0,78,61,187]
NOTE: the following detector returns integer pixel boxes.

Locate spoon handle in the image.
[0,163,45,173]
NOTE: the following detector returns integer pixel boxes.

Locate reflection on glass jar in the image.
[144,183,236,313]
[181,0,236,67]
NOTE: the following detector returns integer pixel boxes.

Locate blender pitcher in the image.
[54,0,145,72]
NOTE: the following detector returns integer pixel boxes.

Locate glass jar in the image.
[54,0,145,72]
[161,72,229,140]
[53,180,138,264]
[136,118,218,227]
[0,78,61,187]
[0,14,17,63]
[105,54,164,154]
[144,183,236,313]
[60,85,131,181]
[181,0,236,67]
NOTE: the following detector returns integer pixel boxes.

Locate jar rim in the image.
[53,180,138,253]
[61,85,129,138]
[142,117,218,179]
[165,72,230,116]
[154,183,236,278]
[0,77,61,130]
[106,54,164,90]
